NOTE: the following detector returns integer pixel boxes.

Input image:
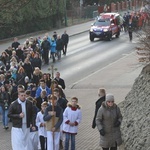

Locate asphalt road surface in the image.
[40,31,138,89]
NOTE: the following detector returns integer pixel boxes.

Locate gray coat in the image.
[96,102,122,148]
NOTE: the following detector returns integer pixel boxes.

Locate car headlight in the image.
[103,29,108,32]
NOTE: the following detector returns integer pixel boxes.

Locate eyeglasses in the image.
[107,101,114,103]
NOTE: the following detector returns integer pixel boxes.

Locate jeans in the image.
[65,133,75,150]
[57,50,61,60]
[0,106,9,127]
[51,52,56,62]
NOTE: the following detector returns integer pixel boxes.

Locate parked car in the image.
[89,12,121,41]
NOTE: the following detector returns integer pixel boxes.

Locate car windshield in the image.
[94,19,110,26]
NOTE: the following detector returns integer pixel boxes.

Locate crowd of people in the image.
[0,65,82,150]
[0,30,83,150]
[0,30,69,72]
[120,10,149,41]
[0,14,126,150]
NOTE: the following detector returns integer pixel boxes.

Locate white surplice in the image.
[11,124,30,150]
[47,131,60,150]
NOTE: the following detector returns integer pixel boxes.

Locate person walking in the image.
[53,87,68,149]
[92,88,106,129]
[43,95,63,150]
[50,38,57,63]
[8,90,36,150]
[0,85,11,130]
[35,79,51,98]
[127,19,133,42]
[36,101,48,150]
[36,90,48,110]
[96,94,122,150]
[63,97,82,150]
[12,37,20,50]
[54,72,66,90]
[41,36,51,65]
[61,30,69,55]
[56,35,63,61]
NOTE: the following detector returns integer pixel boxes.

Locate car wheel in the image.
[116,31,120,38]
[90,35,94,41]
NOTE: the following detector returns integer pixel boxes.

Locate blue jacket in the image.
[35,86,52,98]
[50,40,56,53]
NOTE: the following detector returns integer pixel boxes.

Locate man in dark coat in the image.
[16,45,24,61]
[12,37,20,50]
[35,90,47,110]
[11,84,25,102]
[8,90,36,150]
[92,88,106,129]
[54,72,66,89]
[41,36,51,65]
[127,19,133,41]
[31,53,42,70]
[61,30,69,55]
[56,35,64,60]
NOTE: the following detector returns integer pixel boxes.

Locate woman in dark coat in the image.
[0,85,11,129]
[23,58,33,80]
[96,94,122,150]
[31,52,42,70]
[0,51,10,66]
[16,67,26,85]
[92,88,106,129]
[32,67,42,86]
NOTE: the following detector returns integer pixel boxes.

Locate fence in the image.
[65,0,142,26]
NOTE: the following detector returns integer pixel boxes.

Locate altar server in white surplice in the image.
[36,101,48,150]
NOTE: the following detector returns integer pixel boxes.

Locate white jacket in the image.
[63,106,82,134]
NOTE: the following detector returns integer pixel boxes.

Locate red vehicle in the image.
[89,12,121,41]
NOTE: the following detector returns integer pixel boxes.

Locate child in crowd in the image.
[43,95,63,150]
[63,97,82,150]
[36,101,48,150]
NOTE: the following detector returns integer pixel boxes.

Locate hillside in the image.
[119,64,150,150]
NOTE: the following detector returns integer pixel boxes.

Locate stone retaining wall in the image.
[119,64,150,150]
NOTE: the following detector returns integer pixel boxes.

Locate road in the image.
[40,31,137,89]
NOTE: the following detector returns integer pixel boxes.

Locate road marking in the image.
[70,51,135,89]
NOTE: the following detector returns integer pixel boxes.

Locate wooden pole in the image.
[48,65,57,150]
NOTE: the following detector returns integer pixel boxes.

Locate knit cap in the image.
[106,94,114,102]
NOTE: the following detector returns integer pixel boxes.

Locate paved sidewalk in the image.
[0,52,144,150]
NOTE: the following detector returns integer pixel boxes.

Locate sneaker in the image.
[5,126,9,130]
